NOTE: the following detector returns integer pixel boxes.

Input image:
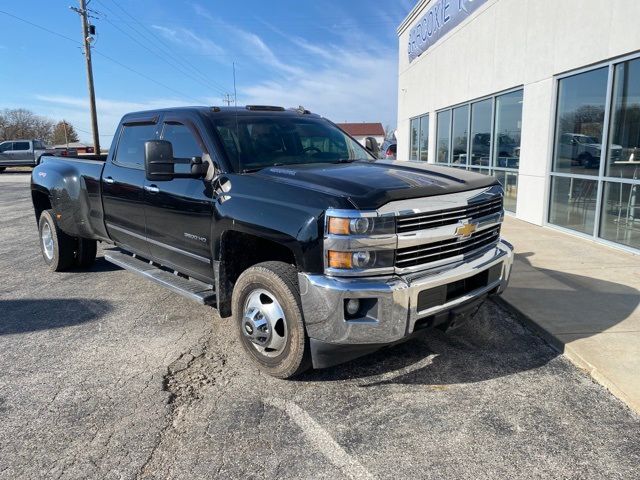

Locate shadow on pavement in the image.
[83,257,121,273]
[300,299,556,386]
[503,251,640,344]
[0,298,112,335]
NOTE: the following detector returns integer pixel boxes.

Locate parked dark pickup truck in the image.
[31,105,513,378]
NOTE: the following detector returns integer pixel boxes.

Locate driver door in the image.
[144,115,215,283]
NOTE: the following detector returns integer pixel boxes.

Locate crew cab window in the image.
[33,140,45,149]
[13,142,30,151]
[114,124,156,168]
[0,142,12,152]
[161,122,204,174]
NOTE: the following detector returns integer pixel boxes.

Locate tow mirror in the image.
[145,140,175,181]
[189,157,208,177]
[364,136,380,157]
[144,141,208,180]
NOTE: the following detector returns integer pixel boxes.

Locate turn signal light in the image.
[328,217,350,235]
[328,250,352,269]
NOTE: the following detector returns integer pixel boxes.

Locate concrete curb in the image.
[493,297,640,415]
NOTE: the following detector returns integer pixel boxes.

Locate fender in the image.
[210,173,353,274]
[31,157,109,241]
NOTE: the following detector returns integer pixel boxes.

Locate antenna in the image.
[232,62,237,108]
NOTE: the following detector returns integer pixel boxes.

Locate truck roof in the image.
[122,105,321,120]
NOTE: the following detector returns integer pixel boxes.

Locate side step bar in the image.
[104,249,216,305]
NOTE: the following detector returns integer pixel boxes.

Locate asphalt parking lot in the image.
[1,172,639,480]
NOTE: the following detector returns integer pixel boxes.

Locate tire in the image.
[0,167,5,173]
[232,261,311,379]
[76,238,97,268]
[38,209,76,272]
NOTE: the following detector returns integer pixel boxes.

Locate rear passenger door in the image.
[11,141,32,164]
[102,120,158,257]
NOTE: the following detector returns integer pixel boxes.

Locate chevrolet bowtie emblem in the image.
[455,222,477,239]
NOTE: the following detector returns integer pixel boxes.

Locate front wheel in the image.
[232,261,311,379]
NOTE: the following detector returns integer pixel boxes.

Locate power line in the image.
[100,16,228,96]
[0,9,204,104]
[99,0,232,95]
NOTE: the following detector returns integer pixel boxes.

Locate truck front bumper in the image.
[298,240,514,368]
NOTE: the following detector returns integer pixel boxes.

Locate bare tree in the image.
[0,108,56,143]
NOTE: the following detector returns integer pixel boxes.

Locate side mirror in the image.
[145,140,175,181]
[364,136,380,156]
[189,156,208,177]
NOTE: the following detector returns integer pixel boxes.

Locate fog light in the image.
[345,298,360,316]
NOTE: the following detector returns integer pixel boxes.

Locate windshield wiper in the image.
[330,158,370,164]
[242,166,267,173]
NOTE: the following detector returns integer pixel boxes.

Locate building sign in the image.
[408,0,488,62]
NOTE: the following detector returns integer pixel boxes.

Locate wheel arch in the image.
[216,229,300,317]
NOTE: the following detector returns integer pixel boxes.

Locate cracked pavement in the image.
[1,174,639,479]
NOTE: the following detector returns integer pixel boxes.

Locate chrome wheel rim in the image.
[41,222,54,260]
[242,288,288,358]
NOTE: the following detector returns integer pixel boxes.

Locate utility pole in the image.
[222,93,234,106]
[71,0,100,154]
[63,120,69,147]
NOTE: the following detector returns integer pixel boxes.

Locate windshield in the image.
[212,115,374,172]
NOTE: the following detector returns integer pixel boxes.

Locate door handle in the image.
[104,177,115,184]
[144,185,160,194]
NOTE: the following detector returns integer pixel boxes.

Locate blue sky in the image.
[0,0,414,143]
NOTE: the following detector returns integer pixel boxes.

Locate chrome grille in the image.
[396,197,503,233]
[395,225,501,269]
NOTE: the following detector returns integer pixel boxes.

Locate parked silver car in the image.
[378,140,397,160]
[0,139,55,171]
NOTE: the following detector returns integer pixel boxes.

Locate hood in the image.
[254,160,499,210]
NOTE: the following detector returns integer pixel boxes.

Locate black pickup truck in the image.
[31,105,513,378]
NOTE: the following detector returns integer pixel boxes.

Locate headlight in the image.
[324,210,397,276]
[327,250,395,271]
[326,215,395,236]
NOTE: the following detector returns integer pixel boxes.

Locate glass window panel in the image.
[470,99,493,167]
[607,59,640,179]
[553,68,608,175]
[549,176,598,235]
[419,115,429,162]
[494,90,523,170]
[115,124,157,169]
[409,118,419,161]
[599,181,640,249]
[452,105,469,165]
[162,123,204,174]
[436,110,451,164]
[493,170,518,213]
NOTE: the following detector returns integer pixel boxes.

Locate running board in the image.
[104,250,216,305]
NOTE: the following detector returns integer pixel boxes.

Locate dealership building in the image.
[397,0,640,253]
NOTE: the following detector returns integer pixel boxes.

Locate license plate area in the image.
[416,262,502,312]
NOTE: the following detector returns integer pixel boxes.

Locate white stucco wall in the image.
[397,0,640,225]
